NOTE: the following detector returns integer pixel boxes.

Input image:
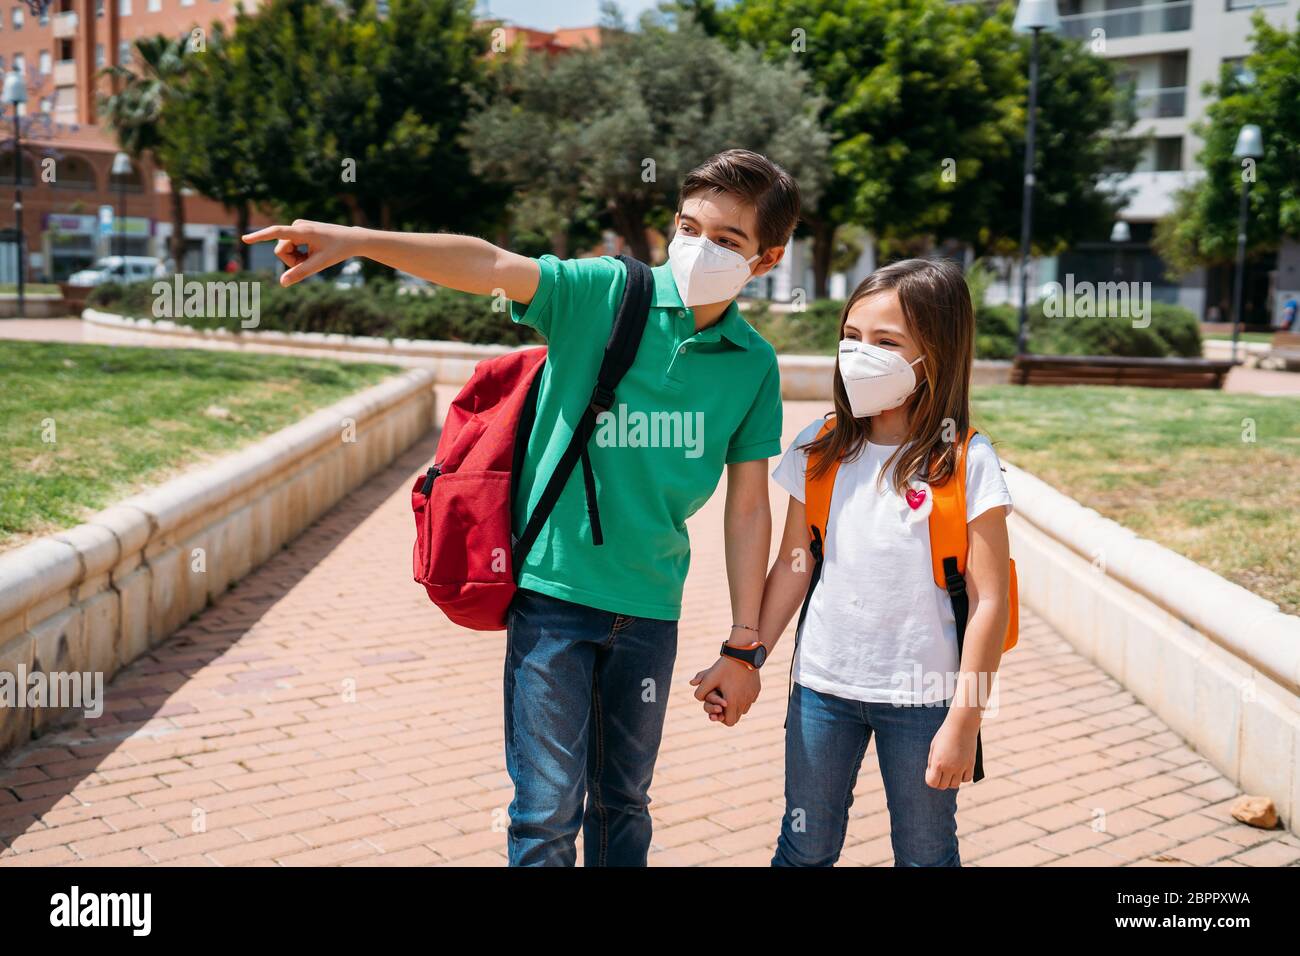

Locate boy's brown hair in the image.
[678,149,801,253]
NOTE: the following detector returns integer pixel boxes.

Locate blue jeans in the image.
[772,683,961,867]
[503,588,678,866]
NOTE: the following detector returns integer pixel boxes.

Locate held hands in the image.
[689,655,760,727]
[242,220,358,287]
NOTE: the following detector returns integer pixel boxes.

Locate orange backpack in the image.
[794,418,1019,782]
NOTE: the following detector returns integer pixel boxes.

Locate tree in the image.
[716,0,1137,295]
[1153,11,1300,275]
[161,0,499,270]
[99,33,202,269]
[464,9,831,263]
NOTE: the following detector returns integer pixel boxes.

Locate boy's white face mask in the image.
[667,233,758,307]
[838,339,924,418]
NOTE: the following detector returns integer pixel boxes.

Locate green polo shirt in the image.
[509,254,782,620]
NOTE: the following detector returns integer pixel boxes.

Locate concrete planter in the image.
[0,293,69,319]
[1004,464,1300,836]
[0,367,436,755]
[82,308,1014,397]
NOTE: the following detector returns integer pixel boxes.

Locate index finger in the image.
[243,224,300,245]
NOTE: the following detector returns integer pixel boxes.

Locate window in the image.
[119,0,131,13]
[39,97,50,113]
[13,53,24,73]
[38,50,50,74]
[1155,137,1183,172]
[95,0,103,16]
[1223,56,1255,86]
[95,44,104,69]
[147,0,160,10]
[0,56,6,72]
[12,6,23,29]
[118,41,131,66]
[181,0,193,6]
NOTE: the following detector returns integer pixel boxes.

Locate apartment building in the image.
[0,0,274,281]
[1035,0,1300,324]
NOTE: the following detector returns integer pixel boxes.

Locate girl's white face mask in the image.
[667,233,758,307]
[838,339,924,418]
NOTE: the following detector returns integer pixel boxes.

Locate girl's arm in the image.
[691,494,813,722]
[926,505,1011,789]
[243,221,541,303]
[756,495,816,658]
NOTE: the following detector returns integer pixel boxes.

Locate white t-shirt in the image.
[772,419,1013,705]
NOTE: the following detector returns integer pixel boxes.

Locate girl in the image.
[714,258,1013,866]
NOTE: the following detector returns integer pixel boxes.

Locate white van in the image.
[67,255,162,286]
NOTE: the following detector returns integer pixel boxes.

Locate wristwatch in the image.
[720,641,768,671]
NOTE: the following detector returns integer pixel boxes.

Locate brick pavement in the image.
[1,357,1298,865]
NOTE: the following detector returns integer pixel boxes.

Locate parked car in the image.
[334,258,365,289]
[67,256,162,286]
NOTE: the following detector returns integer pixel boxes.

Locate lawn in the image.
[973,385,1300,615]
[1204,332,1275,344]
[0,341,401,550]
[0,283,63,295]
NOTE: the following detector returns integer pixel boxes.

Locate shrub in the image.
[87,273,539,347]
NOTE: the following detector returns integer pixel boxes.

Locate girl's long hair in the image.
[802,257,975,497]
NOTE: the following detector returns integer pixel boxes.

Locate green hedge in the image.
[87,273,540,347]
[979,301,1202,359]
[89,273,1200,360]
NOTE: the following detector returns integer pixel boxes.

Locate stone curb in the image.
[0,365,437,753]
[82,308,1014,397]
[1005,462,1300,835]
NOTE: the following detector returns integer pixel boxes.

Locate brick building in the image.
[0,0,275,281]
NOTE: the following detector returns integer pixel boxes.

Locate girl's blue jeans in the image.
[772,682,961,867]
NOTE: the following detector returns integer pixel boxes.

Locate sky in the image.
[474,0,663,30]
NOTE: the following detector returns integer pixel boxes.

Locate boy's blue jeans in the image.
[503,588,677,867]
[772,682,961,867]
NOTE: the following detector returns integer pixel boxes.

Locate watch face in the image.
[751,644,768,668]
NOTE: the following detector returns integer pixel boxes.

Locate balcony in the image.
[1059,1,1192,42]
[53,59,77,87]
[53,10,78,39]
[1132,85,1186,119]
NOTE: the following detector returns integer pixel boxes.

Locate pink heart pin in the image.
[905,488,927,510]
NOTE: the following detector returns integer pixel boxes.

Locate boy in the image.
[244,149,799,866]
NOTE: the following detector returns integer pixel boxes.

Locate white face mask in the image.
[667,233,759,307]
[838,339,924,418]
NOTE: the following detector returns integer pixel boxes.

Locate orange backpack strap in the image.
[803,417,840,554]
[786,416,838,731]
[927,427,976,591]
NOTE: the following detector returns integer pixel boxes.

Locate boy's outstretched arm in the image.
[242,220,540,304]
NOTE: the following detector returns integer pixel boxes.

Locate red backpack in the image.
[411,256,653,630]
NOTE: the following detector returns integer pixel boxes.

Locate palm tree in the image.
[98,33,198,271]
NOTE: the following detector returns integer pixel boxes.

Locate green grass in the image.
[0,283,63,295]
[1204,332,1274,344]
[972,385,1300,615]
[0,341,401,550]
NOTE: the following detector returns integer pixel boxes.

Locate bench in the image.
[1011,355,1234,389]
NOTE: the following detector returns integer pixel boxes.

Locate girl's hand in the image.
[925,712,980,789]
[690,658,761,726]
[242,220,357,287]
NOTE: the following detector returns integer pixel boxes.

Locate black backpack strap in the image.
[943,554,985,783]
[784,525,824,730]
[511,255,654,574]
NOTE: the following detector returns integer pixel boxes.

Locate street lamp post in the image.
[1230,124,1263,364]
[3,67,26,320]
[1110,220,1130,280]
[112,152,132,261]
[1013,0,1060,356]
